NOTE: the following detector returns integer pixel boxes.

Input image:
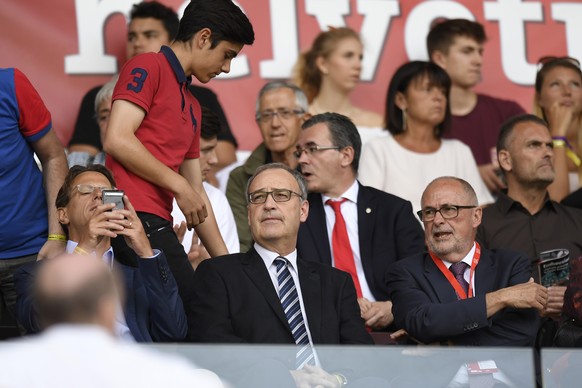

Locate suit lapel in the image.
[298,258,322,343]
[474,249,495,295]
[120,265,146,342]
[423,254,458,303]
[305,193,332,264]
[241,249,290,329]
[357,184,376,289]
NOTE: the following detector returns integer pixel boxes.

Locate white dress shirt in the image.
[322,180,375,301]
[441,242,477,295]
[254,243,316,347]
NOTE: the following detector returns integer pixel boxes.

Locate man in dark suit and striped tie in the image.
[190,163,372,385]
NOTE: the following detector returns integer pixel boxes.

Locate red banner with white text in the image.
[1,0,580,150]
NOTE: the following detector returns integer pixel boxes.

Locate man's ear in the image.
[340,146,355,168]
[196,28,212,49]
[473,206,483,228]
[498,149,512,173]
[299,198,309,222]
[431,50,447,69]
[57,207,69,226]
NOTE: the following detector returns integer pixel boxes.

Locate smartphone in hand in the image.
[102,189,125,210]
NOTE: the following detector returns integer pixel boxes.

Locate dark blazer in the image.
[15,251,187,343]
[297,183,425,301]
[386,248,540,346]
[190,248,373,345]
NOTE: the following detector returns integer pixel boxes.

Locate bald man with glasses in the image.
[386,176,547,346]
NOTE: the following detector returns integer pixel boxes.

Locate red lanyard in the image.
[428,242,481,299]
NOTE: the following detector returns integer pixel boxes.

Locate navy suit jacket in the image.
[386,248,540,346]
[15,251,187,342]
[190,248,373,345]
[297,183,425,301]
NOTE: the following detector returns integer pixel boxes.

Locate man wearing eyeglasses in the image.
[15,165,187,343]
[192,163,372,385]
[387,176,546,346]
[226,81,310,252]
[295,112,424,333]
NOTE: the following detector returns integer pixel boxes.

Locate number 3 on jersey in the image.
[127,68,148,93]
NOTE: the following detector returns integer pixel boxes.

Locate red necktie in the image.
[326,198,363,298]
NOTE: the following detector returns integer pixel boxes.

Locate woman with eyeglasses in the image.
[293,27,384,145]
[359,61,493,216]
[534,56,582,201]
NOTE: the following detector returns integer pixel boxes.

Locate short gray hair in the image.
[245,163,307,204]
[94,75,119,113]
[255,81,308,120]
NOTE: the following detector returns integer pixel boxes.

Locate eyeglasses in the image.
[74,184,113,195]
[417,205,477,222]
[256,109,305,123]
[294,144,341,159]
[248,189,303,204]
[537,56,581,71]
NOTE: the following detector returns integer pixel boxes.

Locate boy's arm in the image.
[180,158,228,257]
[103,99,207,227]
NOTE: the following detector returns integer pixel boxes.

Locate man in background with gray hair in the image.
[227,81,310,251]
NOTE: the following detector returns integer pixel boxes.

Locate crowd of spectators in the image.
[2,1,582,386]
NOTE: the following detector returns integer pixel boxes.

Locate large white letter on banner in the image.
[485,0,543,85]
[551,3,582,62]
[306,0,350,30]
[405,1,474,61]
[357,0,400,80]
[65,0,134,74]
[259,0,300,78]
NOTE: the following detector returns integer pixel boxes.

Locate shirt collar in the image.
[496,190,556,215]
[254,243,298,273]
[322,179,359,205]
[66,240,115,269]
[160,45,190,85]
[441,242,476,269]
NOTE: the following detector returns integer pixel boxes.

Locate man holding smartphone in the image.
[15,165,187,342]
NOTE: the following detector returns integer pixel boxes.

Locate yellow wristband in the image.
[48,234,67,242]
[552,139,566,148]
[74,246,89,255]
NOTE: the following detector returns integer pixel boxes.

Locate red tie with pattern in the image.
[326,198,363,298]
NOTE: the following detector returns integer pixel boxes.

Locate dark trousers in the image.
[111,212,196,341]
[0,254,37,339]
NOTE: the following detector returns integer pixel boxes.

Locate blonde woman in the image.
[293,27,384,144]
[534,56,582,201]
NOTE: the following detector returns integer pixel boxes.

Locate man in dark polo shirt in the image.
[477,114,582,344]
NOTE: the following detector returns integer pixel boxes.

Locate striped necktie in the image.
[274,256,315,369]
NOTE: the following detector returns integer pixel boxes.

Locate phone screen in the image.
[102,189,125,210]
